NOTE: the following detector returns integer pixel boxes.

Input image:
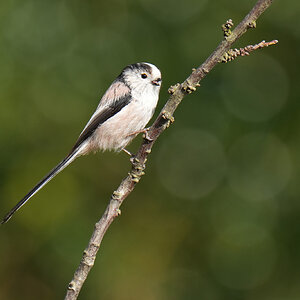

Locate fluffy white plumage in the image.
[80,62,161,153]
[1,62,162,224]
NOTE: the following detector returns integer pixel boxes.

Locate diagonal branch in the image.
[64,0,276,299]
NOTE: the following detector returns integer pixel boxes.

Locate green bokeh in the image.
[1,0,300,299]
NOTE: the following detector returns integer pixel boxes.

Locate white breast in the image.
[89,91,159,151]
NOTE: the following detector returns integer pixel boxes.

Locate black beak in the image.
[152,78,161,86]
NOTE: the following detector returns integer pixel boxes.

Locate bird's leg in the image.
[122,148,133,156]
[126,127,153,141]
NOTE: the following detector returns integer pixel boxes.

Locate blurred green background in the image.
[0,0,299,299]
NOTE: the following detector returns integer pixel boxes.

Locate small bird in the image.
[1,62,162,224]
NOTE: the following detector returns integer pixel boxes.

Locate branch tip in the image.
[220,39,278,63]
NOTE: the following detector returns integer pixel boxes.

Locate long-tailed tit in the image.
[1,62,162,224]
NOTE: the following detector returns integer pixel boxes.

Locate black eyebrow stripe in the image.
[122,63,152,75]
[69,94,131,154]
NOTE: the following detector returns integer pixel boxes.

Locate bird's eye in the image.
[141,73,148,79]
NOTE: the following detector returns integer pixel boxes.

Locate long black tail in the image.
[1,149,81,224]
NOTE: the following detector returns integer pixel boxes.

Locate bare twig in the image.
[64,0,276,299]
[221,39,278,63]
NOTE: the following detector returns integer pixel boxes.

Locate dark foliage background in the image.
[1,0,299,299]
